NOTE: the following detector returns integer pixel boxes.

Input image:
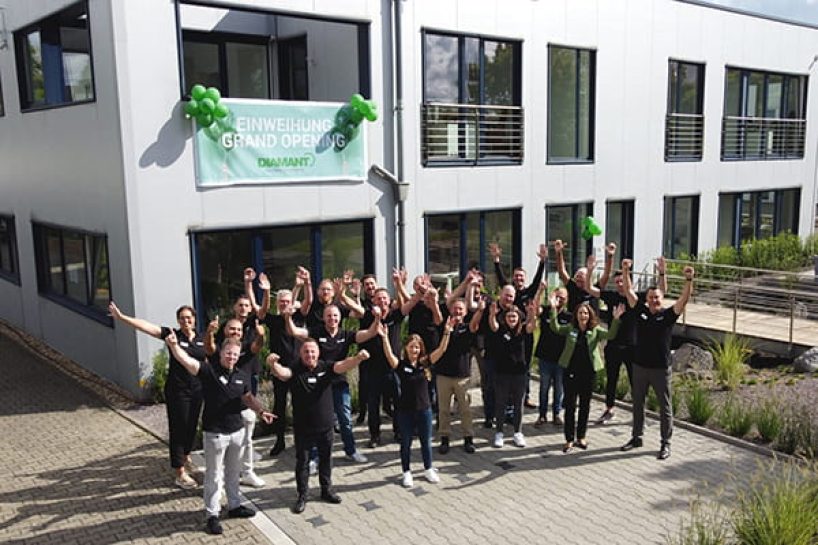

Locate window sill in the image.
[422,159,523,168]
[0,270,21,286]
[665,157,703,163]
[38,291,113,327]
[546,159,595,165]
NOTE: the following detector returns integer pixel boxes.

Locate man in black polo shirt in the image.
[554,239,598,314]
[267,341,370,514]
[620,259,695,460]
[165,334,274,536]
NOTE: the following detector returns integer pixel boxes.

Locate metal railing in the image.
[665,113,703,161]
[721,116,806,160]
[421,102,524,165]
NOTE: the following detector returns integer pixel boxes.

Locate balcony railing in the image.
[721,116,806,160]
[421,102,524,166]
[665,113,703,161]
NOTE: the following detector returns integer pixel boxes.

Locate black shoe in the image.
[483,418,494,429]
[355,413,366,425]
[269,437,285,457]
[658,443,671,460]
[620,437,643,452]
[206,516,223,535]
[368,435,381,448]
[438,436,450,455]
[228,505,256,518]
[292,495,307,514]
[463,436,476,454]
[321,489,342,504]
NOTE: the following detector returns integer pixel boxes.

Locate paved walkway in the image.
[0,327,782,545]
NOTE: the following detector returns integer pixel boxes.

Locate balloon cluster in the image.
[184,84,229,128]
[332,93,378,151]
[580,216,602,240]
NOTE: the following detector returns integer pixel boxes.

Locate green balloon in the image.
[199,98,215,114]
[190,84,207,101]
[196,112,213,127]
[184,99,200,117]
[213,103,229,119]
[205,87,221,102]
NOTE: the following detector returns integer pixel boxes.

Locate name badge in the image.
[180,341,189,347]
[196,341,204,346]
[319,337,327,343]
[317,371,326,377]
[570,331,578,338]
[640,314,648,320]
[307,377,317,384]
[219,376,228,385]
[404,366,414,374]
[235,380,243,385]
[656,316,665,322]
[503,333,512,341]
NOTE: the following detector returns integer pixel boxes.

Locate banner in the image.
[193,99,367,187]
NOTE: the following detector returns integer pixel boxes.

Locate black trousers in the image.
[164,384,203,469]
[604,343,634,408]
[294,428,333,495]
[272,377,290,439]
[562,366,594,442]
[366,367,398,438]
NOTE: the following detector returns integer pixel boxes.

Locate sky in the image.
[698,0,818,26]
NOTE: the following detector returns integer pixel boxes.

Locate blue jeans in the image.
[538,359,564,418]
[396,408,433,472]
[333,381,356,455]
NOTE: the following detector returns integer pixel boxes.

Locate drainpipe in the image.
[393,0,407,267]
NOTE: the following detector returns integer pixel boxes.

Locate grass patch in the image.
[685,381,715,426]
[753,398,782,444]
[718,396,753,438]
[708,334,751,391]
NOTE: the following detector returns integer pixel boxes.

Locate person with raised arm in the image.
[165,333,274,535]
[619,259,694,460]
[109,301,205,490]
[533,285,570,427]
[267,342,370,514]
[553,239,598,313]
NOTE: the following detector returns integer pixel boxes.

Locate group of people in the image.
[109,240,695,535]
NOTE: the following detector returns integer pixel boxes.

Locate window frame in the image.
[545,202,595,275]
[13,0,96,112]
[546,44,596,164]
[32,221,112,325]
[0,214,20,285]
[717,188,801,247]
[0,74,5,117]
[605,200,635,265]
[665,59,705,162]
[662,195,700,259]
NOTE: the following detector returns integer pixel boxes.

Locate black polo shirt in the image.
[493,325,528,375]
[309,326,356,384]
[407,301,442,353]
[160,327,205,392]
[566,278,597,315]
[482,305,511,361]
[395,359,431,412]
[198,361,250,434]
[360,308,404,374]
[633,303,679,369]
[600,290,645,347]
[434,322,474,378]
[305,299,350,330]
[215,316,260,376]
[289,359,337,434]
[534,304,572,362]
[261,313,304,367]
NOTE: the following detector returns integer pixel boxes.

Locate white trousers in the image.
[241,408,256,474]
[203,428,244,517]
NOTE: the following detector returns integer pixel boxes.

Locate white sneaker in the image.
[424,467,440,484]
[402,471,413,488]
[174,473,197,490]
[493,432,504,448]
[345,451,368,463]
[309,459,318,475]
[512,432,526,448]
[240,471,265,488]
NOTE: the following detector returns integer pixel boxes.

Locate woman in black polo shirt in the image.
[109,301,205,490]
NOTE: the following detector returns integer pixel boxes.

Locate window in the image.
[547,45,595,163]
[183,31,271,99]
[0,215,19,283]
[606,201,635,266]
[14,1,94,110]
[425,209,520,292]
[666,60,704,161]
[717,188,800,247]
[663,196,699,258]
[192,220,373,321]
[278,35,309,100]
[546,203,593,275]
[33,223,111,322]
[421,31,523,165]
[722,67,807,160]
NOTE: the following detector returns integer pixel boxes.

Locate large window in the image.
[546,203,594,275]
[547,45,595,163]
[425,209,520,292]
[183,31,271,99]
[33,223,110,322]
[14,1,94,111]
[606,200,635,266]
[722,67,807,160]
[0,215,19,284]
[666,60,704,161]
[278,35,309,100]
[192,220,373,322]
[717,188,800,247]
[421,31,523,165]
[663,196,700,258]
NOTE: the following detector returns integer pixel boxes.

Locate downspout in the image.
[393,0,406,267]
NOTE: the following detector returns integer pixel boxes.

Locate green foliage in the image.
[615,371,631,401]
[773,406,815,458]
[740,232,805,271]
[685,381,715,426]
[667,501,730,545]
[708,334,751,391]
[718,396,754,438]
[593,368,606,395]
[753,398,783,444]
[151,348,169,403]
[647,386,660,412]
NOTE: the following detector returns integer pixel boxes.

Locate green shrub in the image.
[615,371,630,401]
[753,398,782,443]
[740,231,805,271]
[774,407,814,457]
[667,501,730,545]
[593,368,606,395]
[647,386,659,412]
[151,348,169,403]
[708,334,751,391]
[732,464,818,545]
[686,381,715,426]
[718,396,754,438]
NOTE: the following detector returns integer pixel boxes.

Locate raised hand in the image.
[656,256,667,275]
[621,258,633,271]
[377,323,388,337]
[612,303,626,320]
[108,301,123,320]
[207,315,220,334]
[683,265,695,280]
[243,267,256,283]
[297,266,311,285]
[332,277,345,294]
[165,330,178,347]
[350,278,361,297]
[489,243,502,261]
[553,239,564,253]
[255,322,265,338]
[371,305,382,319]
[537,243,548,261]
[343,269,355,286]
[489,301,498,316]
[357,349,370,361]
[586,253,597,271]
[607,242,617,257]
[258,272,270,291]
[445,316,457,332]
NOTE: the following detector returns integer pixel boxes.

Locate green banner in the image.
[193,99,367,186]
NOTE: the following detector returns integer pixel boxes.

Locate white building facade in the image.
[1,0,816,398]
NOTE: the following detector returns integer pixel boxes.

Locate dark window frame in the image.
[0,74,5,117]
[13,0,96,112]
[718,188,801,247]
[665,59,705,162]
[277,34,309,100]
[545,202,594,274]
[546,44,596,164]
[605,200,635,264]
[662,195,700,259]
[0,214,20,285]
[32,221,112,325]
